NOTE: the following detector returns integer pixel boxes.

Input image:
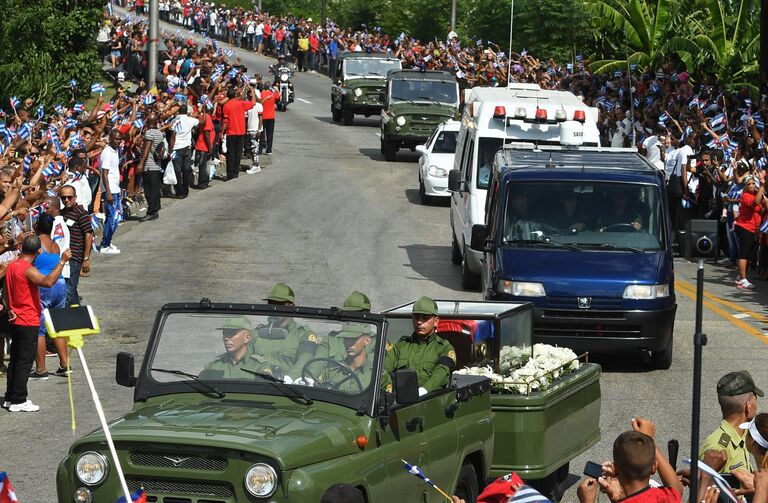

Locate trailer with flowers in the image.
[383,300,601,501]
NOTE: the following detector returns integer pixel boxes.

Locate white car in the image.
[415,120,460,204]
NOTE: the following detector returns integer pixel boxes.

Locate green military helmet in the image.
[218,316,253,332]
[342,291,371,312]
[264,282,296,303]
[412,296,438,316]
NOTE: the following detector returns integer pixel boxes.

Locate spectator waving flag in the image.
[72,103,85,113]
[36,105,44,120]
[143,94,155,106]
[225,48,235,57]
[17,123,31,141]
[133,118,145,130]
[91,82,106,94]
[9,96,19,110]
[0,472,19,502]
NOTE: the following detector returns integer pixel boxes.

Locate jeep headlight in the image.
[354,88,363,97]
[75,452,108,486]
[280,73,289,82]
[623,284,670,299]
[499,280,546,297]
[427,165,447,177]
[396,116,406,126]
[245,463,278,498]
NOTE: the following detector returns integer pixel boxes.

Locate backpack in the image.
[152,135,171,163]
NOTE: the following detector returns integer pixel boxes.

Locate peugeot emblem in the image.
[577,297,591,309]
[163,456,191,467]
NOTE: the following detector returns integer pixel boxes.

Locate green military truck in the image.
[380,69,460,161]
[56,300,600,502]
[330,52,402,126]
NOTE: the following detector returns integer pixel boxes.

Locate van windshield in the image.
[501,182,665,252]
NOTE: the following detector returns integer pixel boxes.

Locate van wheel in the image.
[528,463,569,502]
[454,464,479,503]
[461,244,481,290]
[342,106,354,126]
[451,234,462,265]
[651,337,673,370]
[331,106,342,122]
[382,140,397,162]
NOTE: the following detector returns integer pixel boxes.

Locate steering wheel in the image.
[301,358,363,393]
[602,223,640,233]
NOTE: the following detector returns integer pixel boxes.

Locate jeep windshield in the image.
[145,310,383,410]
[344,58,401,78]
[501,181,665,251]
[390,79,458,105]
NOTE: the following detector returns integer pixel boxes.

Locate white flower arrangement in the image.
[454,343,581,395]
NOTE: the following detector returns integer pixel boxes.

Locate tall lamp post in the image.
[762,0,768,91]
[450,0,457,31]
[148,0,159,91]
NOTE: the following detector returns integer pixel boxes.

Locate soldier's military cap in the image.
[218,316,252,332]
[342,291,371,312]
[335,323,373,338]
[264,282,295,303]
[717,370,764,397]
[412,296,438,316]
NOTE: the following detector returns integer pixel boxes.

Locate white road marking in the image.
[374,132,381,138]
[296,98,312,104]
[733,313,751,319]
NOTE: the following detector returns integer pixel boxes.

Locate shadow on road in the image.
[358,147,384,161]
[313,115,337,125]
[585,352,657,374]
[398,243,462,290]
[403,188,451,208]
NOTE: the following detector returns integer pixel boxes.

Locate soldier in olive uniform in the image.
[251,282,319,379]
[311,324,374,393]
[202,317,268,379]
[699,371,763,473]
[384,296,456,395]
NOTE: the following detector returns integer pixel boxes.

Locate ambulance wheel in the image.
[651,337,673,370]
[461,244,481,290]
[451,234,462,265]
[454,463,479,503]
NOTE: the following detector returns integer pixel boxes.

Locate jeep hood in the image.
[386,102,458,117]
[345,78,386,90]
[80,399,364,470]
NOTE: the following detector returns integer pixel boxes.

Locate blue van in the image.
[470,145,677,369]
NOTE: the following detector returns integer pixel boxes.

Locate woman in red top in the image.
[734,172,765,289]
[194,107,215,189]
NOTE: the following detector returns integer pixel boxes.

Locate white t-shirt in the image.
[99,145,121,194]
[664,147,678,180]
[255,22,264,36]
[173,114,200,150]
[675,144,694,177]
[610,118,631,147]
[642,135,664,171]
[246,21,256,34]
[52,215,71,278]
[247,102,264,132]
[69,172,92,209]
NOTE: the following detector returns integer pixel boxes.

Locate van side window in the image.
[463,141,475,184]
[477,138,504,190]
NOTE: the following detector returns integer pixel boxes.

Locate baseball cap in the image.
[320,484,365,503]
[342,291,371,312]
[739,414,768,449]
[717,370,764,397]
[412,296,438,316]
[217,316,252,332]
[264,282,295,303]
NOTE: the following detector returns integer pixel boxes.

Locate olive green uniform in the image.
[384,332,456,392]
[699,420,753,473]
[313,333,374,393]
[251,318,319,378]
[202,351,268,379]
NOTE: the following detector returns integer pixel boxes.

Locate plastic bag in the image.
[162,164,177,185]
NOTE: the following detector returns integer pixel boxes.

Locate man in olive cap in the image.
[384,296,456,395]
[251,282,319,380]
[341,291,371,313]
[699,370,763,473]
[202,317,268,379]
[311,323,374,393]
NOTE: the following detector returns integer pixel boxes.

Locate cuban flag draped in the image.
[0,472,19,502]
[115,489,147,503]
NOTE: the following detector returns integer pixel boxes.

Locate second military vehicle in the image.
[331,52,402,126]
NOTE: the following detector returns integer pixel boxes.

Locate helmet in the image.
[277,55,286,62]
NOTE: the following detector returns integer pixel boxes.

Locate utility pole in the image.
[762,0,768,92]
[450,0,456,31]
[148,0,159,92]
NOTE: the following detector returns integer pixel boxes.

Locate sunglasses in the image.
[61,195,75,200]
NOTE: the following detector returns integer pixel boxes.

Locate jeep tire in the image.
[331,105,342,122]
[342,105,354,126]
[382,139,397,162]
[454,463,479,503]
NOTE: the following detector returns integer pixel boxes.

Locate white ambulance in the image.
[448,83,602,289]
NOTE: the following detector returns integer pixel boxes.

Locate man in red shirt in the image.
[2,235,71,412]
[222,87,255,180]
[260,85,277,156]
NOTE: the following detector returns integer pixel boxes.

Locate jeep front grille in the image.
[127,478,233,498]
[130,451,227,471]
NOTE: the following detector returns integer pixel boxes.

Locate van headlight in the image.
[354,88,363,97]
[245,463,278,498]
[499,280,546,297]
[623,284,670,299]
[427,165,447,177]
[75,451,108,486]
[396,116,406,126]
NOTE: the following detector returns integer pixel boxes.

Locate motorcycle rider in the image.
[269,55,294,104]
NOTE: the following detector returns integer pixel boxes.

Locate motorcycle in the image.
[272,66,295,112]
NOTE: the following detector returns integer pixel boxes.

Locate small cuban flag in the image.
[402,460,453,501]
[115,488,147,503]
[143,94,155,106]
[72,103,85,113]
[69,79,77,88]
[0,472,19,502]
[91,82,106,94]
[17,123,31,141]
[520,48,527,57]
[36,105,44,120]
[54,104,64,115]
[133,118,145,130]
[64,118,78,129]
[9,96,19,110]
[225,48,235,57]
[22,155,33,173]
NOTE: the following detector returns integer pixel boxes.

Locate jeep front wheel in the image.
[342,105,354,126]
[331,105,342,122]
[382,139,397,162]
[454,464,479,503]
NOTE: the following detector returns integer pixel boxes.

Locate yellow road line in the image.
[674,280,768,344]
[676,279,768,324]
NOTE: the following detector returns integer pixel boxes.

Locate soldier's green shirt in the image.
[384,331,456,392]
[314,335,374,393]
[699,419,753,473]
[203,351,268,379]
[250,318,319,378]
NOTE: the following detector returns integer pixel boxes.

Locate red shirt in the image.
[263,23,272,36]
[6,260,41,327]
[222,99,255,136]
[620,486,681,503]
[736,190,763,233]
[261,91,276,120]
[195,113,215,152]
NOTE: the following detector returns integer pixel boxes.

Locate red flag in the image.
[0,472,19,503]
[478,472,525,503]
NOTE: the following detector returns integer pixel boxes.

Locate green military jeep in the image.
[380,69,460,161]
[331,52,402,126]
[56,301,494,503]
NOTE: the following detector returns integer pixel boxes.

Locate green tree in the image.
[0,0,105,107]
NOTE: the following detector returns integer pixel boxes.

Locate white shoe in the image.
[2,401,9,409]
[8,400,40,412]
[246,166,261,174]
[737,279,755,289]
[100,245,121,255]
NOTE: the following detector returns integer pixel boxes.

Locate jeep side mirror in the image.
[448,170,464,192]
[393,369,419,406]
[116,352,137,388]
[470,224,488,251]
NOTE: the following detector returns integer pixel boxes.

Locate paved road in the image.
[3,17,768,502]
